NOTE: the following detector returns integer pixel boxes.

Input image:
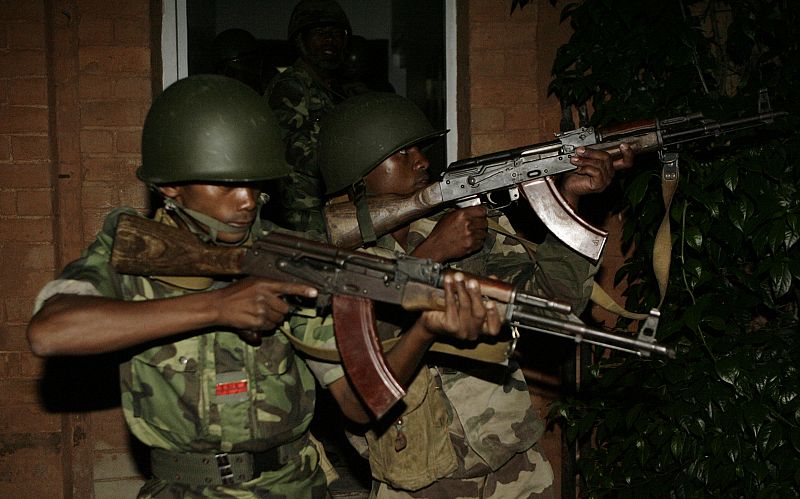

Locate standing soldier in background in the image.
[264,0,354,233]
[211,28,277,95]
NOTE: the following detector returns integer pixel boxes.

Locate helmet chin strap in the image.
[163,193,269,246]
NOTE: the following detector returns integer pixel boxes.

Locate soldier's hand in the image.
[412,205,488,263]
[214,277,317,331]
[420,272,502,341]
[560,142,633,206]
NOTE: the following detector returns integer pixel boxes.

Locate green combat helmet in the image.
[318,91,447,242]
[139,74,287,185]
[287,0,351,41]
[138,74,288,243]
[318,92,447,195]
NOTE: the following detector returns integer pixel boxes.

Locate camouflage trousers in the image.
[369,445,554,499]
[137,442,330,499]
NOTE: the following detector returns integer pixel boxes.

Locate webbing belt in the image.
[150,434,308,486]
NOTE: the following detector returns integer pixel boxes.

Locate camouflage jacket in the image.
[289,211,598,479]
[263,59,349,233]
[33,208,318,457]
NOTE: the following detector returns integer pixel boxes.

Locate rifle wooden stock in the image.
[111,213,247,275]
[325,183,443,249]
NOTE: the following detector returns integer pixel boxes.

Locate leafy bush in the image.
[513,0,800,496]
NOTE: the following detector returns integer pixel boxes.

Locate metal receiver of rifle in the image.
[111,214,676,419]
[324,107,786,261]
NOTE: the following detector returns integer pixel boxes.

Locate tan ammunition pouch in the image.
[365,366,456,491]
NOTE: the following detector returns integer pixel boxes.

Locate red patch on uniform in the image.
[216,380,248,396]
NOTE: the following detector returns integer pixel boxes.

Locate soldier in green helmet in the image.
[211,28,276,94]
[291,92,635,498]
[27,75,328,498]
[27,76,499,498]
[263,0,367,233]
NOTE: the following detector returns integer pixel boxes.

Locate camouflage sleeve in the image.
[484,215,598,315]
[33,207,139,313]
[264,74,317,175]
[286,310,345,387]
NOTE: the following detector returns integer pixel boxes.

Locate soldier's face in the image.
[364,146,430,196]
[160,183,260,244]
[300,24,347,70]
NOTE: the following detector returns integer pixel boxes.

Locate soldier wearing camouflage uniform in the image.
[263,0,355,233]
[27,75,331,498]
[290,92,634,498]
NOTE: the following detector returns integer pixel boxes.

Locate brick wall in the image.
[0,0,155,497]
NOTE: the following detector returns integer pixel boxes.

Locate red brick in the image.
[119,181,148,208]
[471,78,538,106]
[470,50,506,77]
[0,241,55,271]
[0,105,49,133]
[0,405,61,433]
[0,79,8,103]
[93,407,130,449]
[505,104,539,131]
[78,17,114,45]
[0,434,63,493]
[78,74,113,100]
[504,49,536,77]
[114,18,149,45]
[0,23,7,49]
[470,0,538,22]
[0,352,45,379]
[113,77,151,100]
[4,296,38,324]
[471,22,535,50]
[16,188,51,216]
[471,107,504,132]
[80,0,148,18]
[9,77,47,106]
[472,129,536,155]
[0,49,46,77]
[0,190,17,214]
[0,217,52,242]
[80,129,113,153]
[82,182,118,210]
[0,164,52,188]
[11,135,49,160]
[82,157,120,182]
[7,21,45,49]
[83,209,109,239]
[0,1,45,21]
[79,46,151,74]
[0,324,37,351]
[80,101,148,127]
[0,378,40,405]
[0,135,11,160]
[116,130,140,154]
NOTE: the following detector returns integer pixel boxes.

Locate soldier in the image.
[26,75,330,498]
[291,92,634,498]
[27,76,497,498]
[211,28,276,94]
[263,0,357,232]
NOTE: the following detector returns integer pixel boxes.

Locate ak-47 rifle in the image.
[325,108,786,260]
[111,213,675,418]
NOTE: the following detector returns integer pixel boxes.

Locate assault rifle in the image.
[111,214,675,418]
[325,109,786,260]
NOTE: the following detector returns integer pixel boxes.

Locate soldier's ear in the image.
[158,186,182,202]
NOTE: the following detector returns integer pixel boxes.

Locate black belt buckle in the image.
[214,452,235,485]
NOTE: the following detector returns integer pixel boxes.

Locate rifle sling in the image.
[283,331,510,365]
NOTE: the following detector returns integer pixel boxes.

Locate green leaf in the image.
[769,261,792,298]
[684,225,703,250]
